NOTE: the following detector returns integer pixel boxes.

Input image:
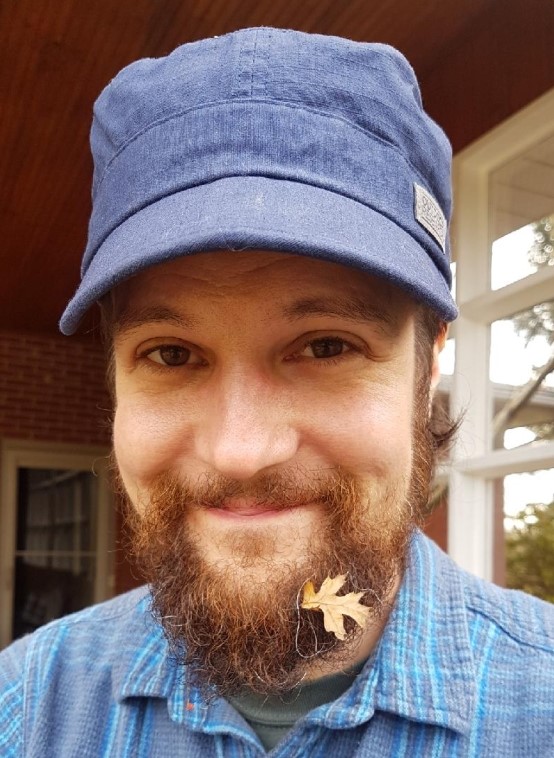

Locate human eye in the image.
[141,343,204,367]
[301,337,350,359]
[295,336,363,363]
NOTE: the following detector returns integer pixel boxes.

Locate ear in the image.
[430,324,447,395]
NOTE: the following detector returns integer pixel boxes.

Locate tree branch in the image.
[492,348,554,435]
[426,346,554,513]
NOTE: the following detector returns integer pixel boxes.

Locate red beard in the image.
[121,400,434,698]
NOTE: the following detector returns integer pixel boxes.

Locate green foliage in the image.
[529,215,554,267]
[506,502,554,603]
[512,215,554,345]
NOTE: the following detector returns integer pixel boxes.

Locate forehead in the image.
[112,250,415,331]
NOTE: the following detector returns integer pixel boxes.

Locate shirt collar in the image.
[113,531,477,736]
[112,595,257,741]
[309,531,477,735]
[112,590,176,702]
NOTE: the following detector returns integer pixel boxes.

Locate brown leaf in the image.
[301,574,370,641]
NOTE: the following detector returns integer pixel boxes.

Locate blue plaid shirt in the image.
[1,532,553,757]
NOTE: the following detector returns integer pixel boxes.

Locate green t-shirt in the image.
[228,660,366,752]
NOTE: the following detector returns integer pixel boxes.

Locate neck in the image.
[304,571,400,682]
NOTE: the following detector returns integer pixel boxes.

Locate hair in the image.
[413,305,461,462]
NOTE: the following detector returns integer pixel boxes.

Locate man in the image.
[1,27,553,757]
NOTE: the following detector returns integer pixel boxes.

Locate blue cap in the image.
[60,27,457,335]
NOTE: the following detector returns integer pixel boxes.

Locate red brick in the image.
[0,329,112,447]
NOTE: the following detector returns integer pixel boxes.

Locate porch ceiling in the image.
[1,0,553,335]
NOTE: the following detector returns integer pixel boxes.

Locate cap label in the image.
[414,183,446,252]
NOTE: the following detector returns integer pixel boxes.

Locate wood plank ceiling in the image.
[1,0,553,334]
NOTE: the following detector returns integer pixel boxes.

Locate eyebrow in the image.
[113,296,399,337]
[113,305,199,336]
[282,297,399,334]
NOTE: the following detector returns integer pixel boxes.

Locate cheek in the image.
[306,382,414,475]
[113,395,193,489]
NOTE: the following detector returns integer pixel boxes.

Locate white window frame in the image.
[0,439,114,648]
[449,88,554,580]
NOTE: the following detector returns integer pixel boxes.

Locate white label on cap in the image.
[414,183,446,253]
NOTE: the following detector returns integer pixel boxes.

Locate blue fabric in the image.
[1,532,553,757]
[59,28,457,335]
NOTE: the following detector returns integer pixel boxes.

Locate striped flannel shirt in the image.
[1,531,553,757]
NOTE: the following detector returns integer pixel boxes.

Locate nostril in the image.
[198,424,299,481]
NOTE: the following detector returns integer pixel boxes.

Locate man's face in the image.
[112,251,436,694]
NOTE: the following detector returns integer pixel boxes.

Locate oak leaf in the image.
[301,574,370,641]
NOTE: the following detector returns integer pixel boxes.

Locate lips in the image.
[211,497,298,519]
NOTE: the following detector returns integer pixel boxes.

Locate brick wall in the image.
[0,330,111,445]
[423,499,448,552]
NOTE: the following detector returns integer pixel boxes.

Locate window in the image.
[449,88,554,582]
[0,441,113,648]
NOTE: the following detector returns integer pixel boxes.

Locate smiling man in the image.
[1,27,553,758]
[111,252,431,697]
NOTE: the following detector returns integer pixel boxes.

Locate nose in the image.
[194,368,300,480]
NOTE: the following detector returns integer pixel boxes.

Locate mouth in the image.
[207,497,305,521]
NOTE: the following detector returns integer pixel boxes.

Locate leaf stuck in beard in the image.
[301,574,371,641]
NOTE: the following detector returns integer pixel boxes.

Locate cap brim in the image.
[60,175,457,334]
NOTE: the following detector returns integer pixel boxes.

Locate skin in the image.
[112,250,442,675]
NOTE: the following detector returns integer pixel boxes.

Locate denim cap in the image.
[59,27,457,335]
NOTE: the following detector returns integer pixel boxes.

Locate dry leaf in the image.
[301,574,370,641]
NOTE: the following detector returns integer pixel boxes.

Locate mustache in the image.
[123,460,417,696]
[130,466,361,513]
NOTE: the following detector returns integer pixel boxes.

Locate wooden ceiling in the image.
[2,0,553,334]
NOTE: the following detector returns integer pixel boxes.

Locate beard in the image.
[121,396,435,698]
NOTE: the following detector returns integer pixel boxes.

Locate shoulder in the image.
[413,535,554,750]
[0,586,152,713]
[451,555,554,747]
[420,533,554,652]
[425,535,554,701]
[0,634,28,756]
[0,587,166,757]
[461,561,554,653]
[2,585,151,663]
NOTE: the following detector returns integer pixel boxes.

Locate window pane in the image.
[489,132,554,290]
[490,223,541,290]
[502,424,554,451]
[498,469,554,602]
[11,467,100,640]
[490,301,554,449]
[16,468,97,552]
[12,554,95,639]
